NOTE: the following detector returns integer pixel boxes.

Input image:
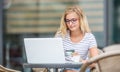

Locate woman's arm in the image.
[88,47,98,69]
[89,47,98,58]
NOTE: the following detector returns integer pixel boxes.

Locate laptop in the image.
[24,38,66,64]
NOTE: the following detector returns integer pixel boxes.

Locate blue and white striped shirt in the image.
[55,31,97,61]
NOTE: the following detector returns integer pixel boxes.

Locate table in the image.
[23,63,82,72]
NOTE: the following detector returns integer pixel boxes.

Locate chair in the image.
[0,65,21,72]
[102,44,120,52]
[32,68,48,72]
[80,51,120,72]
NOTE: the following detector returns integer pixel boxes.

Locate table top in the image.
[23,63,82,68]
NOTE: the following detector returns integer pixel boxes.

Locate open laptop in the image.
[24,38,66,64]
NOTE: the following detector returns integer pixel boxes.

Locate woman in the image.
[55,5,98,72]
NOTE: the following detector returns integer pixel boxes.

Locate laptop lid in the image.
[24,38,66,64]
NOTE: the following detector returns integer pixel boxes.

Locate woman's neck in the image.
[70,30,82,37]
[70,30,84,43]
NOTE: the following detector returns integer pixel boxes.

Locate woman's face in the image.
[65,12,80,32]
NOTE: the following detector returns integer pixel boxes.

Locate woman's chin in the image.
[69,28,77,31]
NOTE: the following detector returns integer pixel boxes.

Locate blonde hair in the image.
[55,5,91,37]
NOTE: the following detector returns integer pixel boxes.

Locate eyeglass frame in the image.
[64,18,78,24]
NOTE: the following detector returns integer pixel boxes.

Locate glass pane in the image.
[113,0,120,43]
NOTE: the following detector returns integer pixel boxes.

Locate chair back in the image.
[80,51,120,72]
[103,44,120,52]
[97,54,120,72]
[0,65,21,72]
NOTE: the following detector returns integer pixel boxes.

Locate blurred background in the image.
[0,0,120,71]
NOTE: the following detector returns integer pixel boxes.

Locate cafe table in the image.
[23,62,82,72]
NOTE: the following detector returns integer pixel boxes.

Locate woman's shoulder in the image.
[85,33,95,38]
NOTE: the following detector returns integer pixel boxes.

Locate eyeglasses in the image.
[65,18,78,24]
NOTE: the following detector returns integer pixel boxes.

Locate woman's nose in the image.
[69,21,72,25]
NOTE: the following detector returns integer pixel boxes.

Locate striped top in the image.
[55,31,97,61]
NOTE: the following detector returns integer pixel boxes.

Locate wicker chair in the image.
[32,68,48,72]
[0,65,21,72]
[80,51,120,72]
[103,44,120,52]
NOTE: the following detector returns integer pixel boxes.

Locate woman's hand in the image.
[81,60,88,64]
[71,52,82,62]
[89,63,96,69]
[72,52,79,56]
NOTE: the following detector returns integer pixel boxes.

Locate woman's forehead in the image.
[66,12,79,19]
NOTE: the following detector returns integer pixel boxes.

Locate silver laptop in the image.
[24,38,66,64]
